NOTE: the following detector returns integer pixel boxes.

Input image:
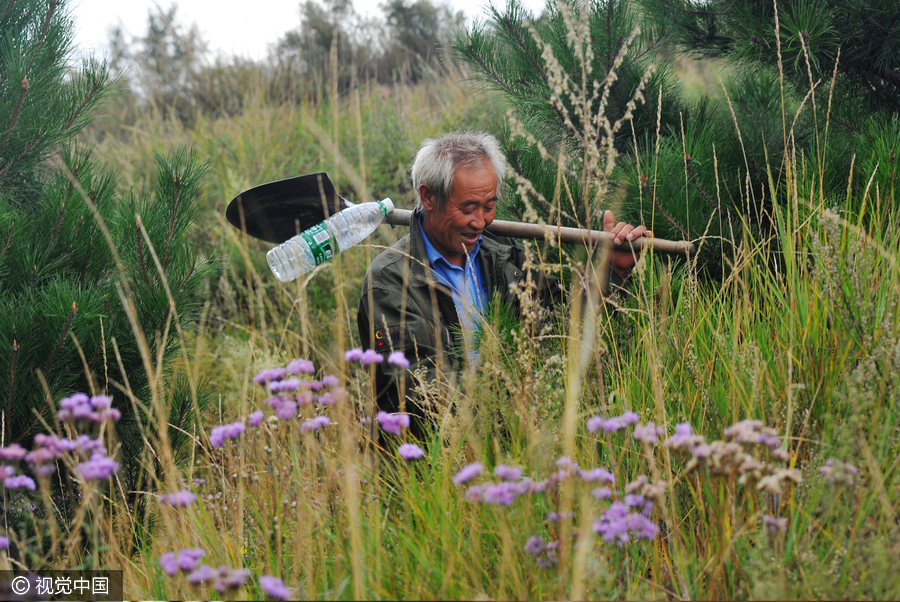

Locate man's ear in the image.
[419,184,437,212]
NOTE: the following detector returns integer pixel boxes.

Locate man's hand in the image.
[604,209,652,277]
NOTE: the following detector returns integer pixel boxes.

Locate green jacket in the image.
[357,206,561,424]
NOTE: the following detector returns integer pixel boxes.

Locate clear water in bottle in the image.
[267,198,394,282]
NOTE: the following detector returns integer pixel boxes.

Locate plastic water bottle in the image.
[267,198,394,282]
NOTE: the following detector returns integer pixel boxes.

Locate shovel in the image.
[225,172,696,256]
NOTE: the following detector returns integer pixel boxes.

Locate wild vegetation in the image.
[1,0,898,600]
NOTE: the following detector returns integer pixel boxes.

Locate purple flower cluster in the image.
[77,451,119,480]
[524,535,559,568]
[388,351,410,368]
[633,422,665,445]
[593,501,659,545]
[248,410,265,427]
[3,475,36,490]
[763,514,788,534]
[287,359,315,374]
[259,575,293,600]
[664,423,706,451]
[398,443,424,460]
[159,490,197,508]
[253,368,287,385]
[301,415,331,432]
[724,419,781,449]
[345,348,385,365]
[57,393,121,424]
[186,565,251,593]
[464,479,536,506]
[494,464,522,481]
[209,422,245,448]
[586,411,639,434]
[0,444,27,462]
[819,458,859,486]
[0,536,9,549]
[376,412,410,436]
[160,548,205,575]
[579,467,614,483]
[452,463,483,485]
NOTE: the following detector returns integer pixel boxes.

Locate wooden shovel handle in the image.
[386,208,696,257]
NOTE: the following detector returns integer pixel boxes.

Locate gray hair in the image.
[410,131,507,211]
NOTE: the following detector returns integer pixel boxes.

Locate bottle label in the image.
[301,222,335,266]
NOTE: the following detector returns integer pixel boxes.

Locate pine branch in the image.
[0,77,31,159]
[0,130,41,177]
[163,173,182,270]
[0,221,13,259]
[42,301,77,381]
[135,218,155,289]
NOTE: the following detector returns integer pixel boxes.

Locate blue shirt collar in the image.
[418,216,483,270]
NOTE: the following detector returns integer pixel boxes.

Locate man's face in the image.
[419,160,497,267]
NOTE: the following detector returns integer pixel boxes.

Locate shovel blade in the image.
[225,172,347,244]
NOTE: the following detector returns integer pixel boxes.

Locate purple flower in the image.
[215,567,251,593]
[665,423,706,450]
[763,514,788,534]
[388,351,410,368]
[601,411,640,432]
[344,348,364,362]
[624,494,645,507]
[376,412,410,436]
[524,535,558,568]
[287,359,315,374]
[296,391,315,405]
[360,349,384,365]
[249,410,265,427]
[253,368,287,386]
[592,486,612,500]
[90,395,112,409]
[0,466,14,479]
[0,444,27,462]
[633,422,664,444]
[452,463,483,485]
[271,378,301,392]
[494,464,522,481]
[159,552,178,576]
[723,419,765,444]
[260,575,293,600]
[78,452,119,480]
[308,381,323,392]
[275,400,299,421]
[0,536,9,549]
[586,416,605,434]
[176,548,205,571]
[3,475,36,490]
[301,415,331,432]
[593,501,659,544]
[481,482,519,506]
[186,564,217,584]
[160,490,197,508]
[819,458,859,486]
[209,421,246,447]
[321,374,340,387]
[318,392,336,406]
[580,468,614,483]
[464,484,484,502]
[398,443,424,460]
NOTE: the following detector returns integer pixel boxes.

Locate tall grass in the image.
[2,26,899,602]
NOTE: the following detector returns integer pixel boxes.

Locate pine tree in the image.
[0,0,213,490]
[453,0,899,268]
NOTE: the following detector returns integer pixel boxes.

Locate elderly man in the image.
[357,132,649,428]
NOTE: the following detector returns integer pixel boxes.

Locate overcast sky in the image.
[71,0,545,61]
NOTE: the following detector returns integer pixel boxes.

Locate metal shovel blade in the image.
[225,172,348,244]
